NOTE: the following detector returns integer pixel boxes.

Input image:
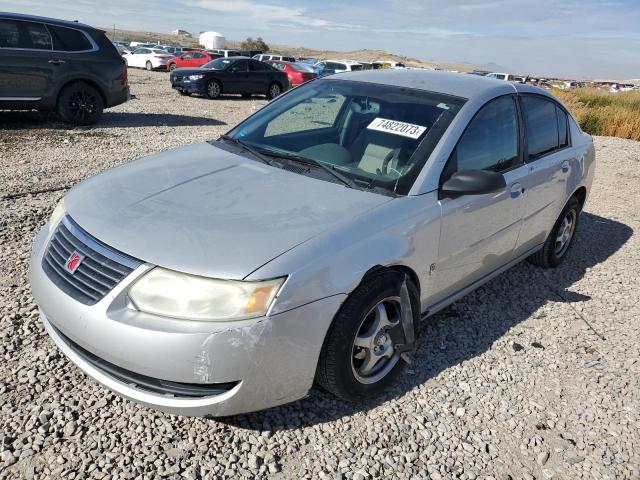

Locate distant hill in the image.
[104,26,478,72]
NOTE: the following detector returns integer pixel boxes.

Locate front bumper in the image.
[170,78,207,95]
[30,223,345,417]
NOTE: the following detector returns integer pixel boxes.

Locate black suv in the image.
[0,12,128,124]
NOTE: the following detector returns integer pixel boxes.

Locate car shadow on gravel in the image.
[220,212,633,430]
[0,111,226,129]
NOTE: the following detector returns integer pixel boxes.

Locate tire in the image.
[266,82,281,100]
[316,271,419,401]
[57,82,104,125]
[145,61,153,71]
[528,196,580,268]
[206,80,222,99]
[169,63,177,71]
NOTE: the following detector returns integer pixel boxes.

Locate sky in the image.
[3,0,639,79]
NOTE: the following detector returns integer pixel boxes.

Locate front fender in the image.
[248,192,442,315]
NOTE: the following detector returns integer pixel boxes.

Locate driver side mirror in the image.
[440,169,506,198]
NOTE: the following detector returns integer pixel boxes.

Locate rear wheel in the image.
[57,82,104,125]
[528,196,580,268]
[145,61,153,71]
[267,82,281,100]
[206,80,222,99]
[316,271,419,401]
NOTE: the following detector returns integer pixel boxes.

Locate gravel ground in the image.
[1,69,639,480]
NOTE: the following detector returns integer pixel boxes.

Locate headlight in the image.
[128,267,285,322]
[188,74,204,80]
[48,197,66,234]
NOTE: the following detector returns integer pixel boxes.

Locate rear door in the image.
[514,94,576,256]
[248,59,270,93]
[0,19,54,101]
[430,95,528,303]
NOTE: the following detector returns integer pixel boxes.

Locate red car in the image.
[166,51,222,71]
[265,60,317,86]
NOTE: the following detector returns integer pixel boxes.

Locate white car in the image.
[123,48,173,70]
[487,72,514,81]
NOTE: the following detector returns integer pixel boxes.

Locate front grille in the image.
[42,216,142,305]
[52,323,238,398]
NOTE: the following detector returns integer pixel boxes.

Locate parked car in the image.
[169,56,289,99]
[253,53,296,62]
[166,50,222,71]
[486,72,514,81]
[123,48,172,70]
[0,12,128,124]
[372,61,406,69]
[30,70,595,416]
[265,60,317,86]
[164,46,184,55]
[314,60,363,76]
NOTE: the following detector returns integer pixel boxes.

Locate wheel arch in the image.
[572,186,587,210]
[360,264,421,299]
[56,79,107,109]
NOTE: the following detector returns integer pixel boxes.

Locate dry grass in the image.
[554,89,640,141]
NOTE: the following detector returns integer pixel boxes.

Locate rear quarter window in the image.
[49,25,92,51]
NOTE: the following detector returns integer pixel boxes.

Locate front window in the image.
[226,79,465,195]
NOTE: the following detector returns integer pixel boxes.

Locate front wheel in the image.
[169,63,177,71]
[145,61,153,71]
[528,196,580,268]
[316,271,419,401]
[266,82,281,100]
[57,82,104,125]
[206,80,222,99]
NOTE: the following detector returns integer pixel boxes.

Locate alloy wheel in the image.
[269,84,281,98]
[351,297,402,384]
[208,82,221,98]
[555,209,576,257]
[67,89,99,123]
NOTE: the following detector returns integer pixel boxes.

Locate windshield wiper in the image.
[219,134,273,166]
[259,148,357,189]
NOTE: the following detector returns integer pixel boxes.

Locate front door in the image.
[430,95,527,304]
[227,60,250,93]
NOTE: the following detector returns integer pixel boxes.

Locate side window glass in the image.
[448,96,519,176]
[230,61,248,72]
[23,22,52,50]
[0,20,20,48]
[49,25,92,51]
[521,95,560,160]
[249,61,265,71]
[556,105,569,148]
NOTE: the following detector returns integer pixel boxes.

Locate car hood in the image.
[65,142,392,279]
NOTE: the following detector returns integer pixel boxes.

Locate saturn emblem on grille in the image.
[64,251,84,274]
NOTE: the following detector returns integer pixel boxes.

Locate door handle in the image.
[561,160,570,173]
[48,59,66,65]
[510,183,523,198]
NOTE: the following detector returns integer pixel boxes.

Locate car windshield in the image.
[291,62,315,72]
[202,58,234,69]
[226,79,465,195]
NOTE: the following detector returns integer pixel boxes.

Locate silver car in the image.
[30,70,595,416]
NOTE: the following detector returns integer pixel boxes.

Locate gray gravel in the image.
[1,69,639,480]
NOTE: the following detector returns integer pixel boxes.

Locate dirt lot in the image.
[1,69,639,480]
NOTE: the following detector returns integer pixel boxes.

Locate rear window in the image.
[291,62,315,72]
[521,95,560,159]
[49,25,92,51]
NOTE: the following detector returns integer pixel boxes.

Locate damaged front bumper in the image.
[29,225,346,417]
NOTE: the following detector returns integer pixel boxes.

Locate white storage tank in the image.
[199,31,225,50]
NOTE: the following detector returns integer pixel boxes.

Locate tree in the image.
[240,37,269,52]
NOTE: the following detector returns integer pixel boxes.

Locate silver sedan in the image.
[30,70,595,416]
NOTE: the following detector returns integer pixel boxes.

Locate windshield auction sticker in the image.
[367,118,427,139]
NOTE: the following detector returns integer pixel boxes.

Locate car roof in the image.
[327,69,524,99]
[0,12,98,31]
